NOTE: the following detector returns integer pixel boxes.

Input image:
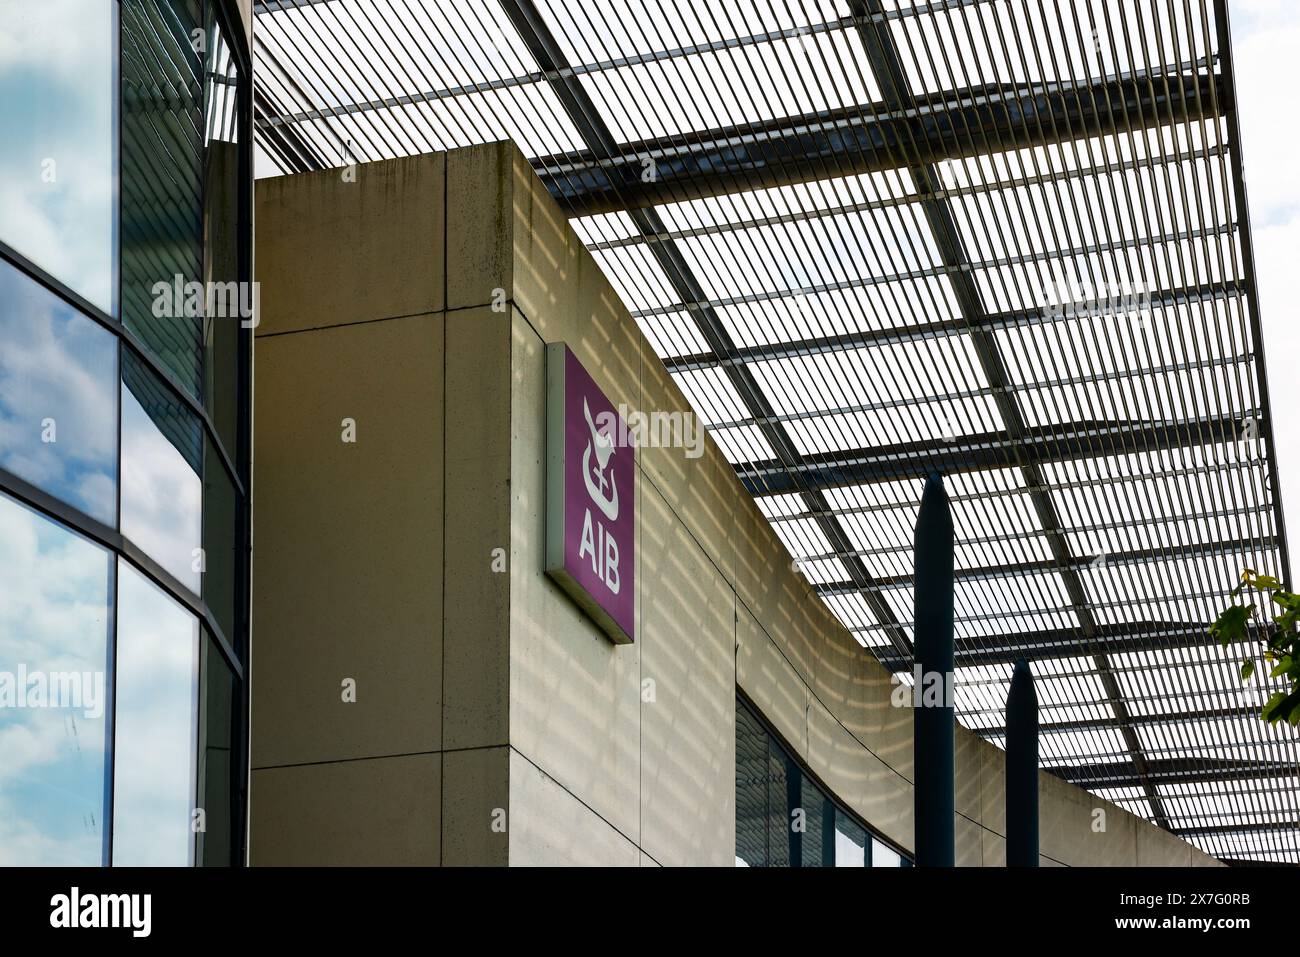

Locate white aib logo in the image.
[579,398,621,593]
[582,398,619,521]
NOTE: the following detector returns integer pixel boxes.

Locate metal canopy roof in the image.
[250,0,1298,863]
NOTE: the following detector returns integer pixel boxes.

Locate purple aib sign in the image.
[545,343,635,644]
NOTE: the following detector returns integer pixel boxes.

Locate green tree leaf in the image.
[1212,570,1300,730]
[1210,604,1251,647]
[1262,691,1288,725]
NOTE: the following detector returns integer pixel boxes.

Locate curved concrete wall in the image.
[250,142,1220,867]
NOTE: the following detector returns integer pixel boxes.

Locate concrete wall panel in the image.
[250,755,440,866]
[1039,773,1136,867]
[507,750,640,867]
[956,813,984,867]
[443,307,513,751]
[638,483,736,866]
[445,143,515,312]
[255,154,444,335]
[1136,819,1196,867]
[442,747,510,866]
[252,313,444,769]
[807,697,913,852]
[639,336,738,587]
[734,492,820,690]
[856,658,915,783]
[955,728,985,824]
[982,830,1007,867]
[506,313,641,843]
[737,606,808,761]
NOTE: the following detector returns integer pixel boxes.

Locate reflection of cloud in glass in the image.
[0,491,111,866]
[112,559,197,867]
[0,0,116,313]
[0,261,117,525]
[121,386,202,593]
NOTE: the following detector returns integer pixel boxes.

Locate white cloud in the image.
[0,0,116,311]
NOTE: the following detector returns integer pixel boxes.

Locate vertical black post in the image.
[1006,658,1040,866]
[913,472,954,866]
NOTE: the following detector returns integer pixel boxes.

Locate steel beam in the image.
[737,413,1249,494]
[966,705,1261,738]
[661,282,1243,371]
[1174,822,1300,838]
[814,537,1279,592]
[864,619,1259,672]
[1045,758,1297,790]
[533,69,1222,215]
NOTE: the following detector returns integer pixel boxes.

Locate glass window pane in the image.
[121,0,205,397]
[801,777,828,867]
[873,837,902,867]
[0,0,117,313]
[0,491,112,865]
[0,260,118,525]
[202,439,238,644]
[735,698,768,867]
[766,741,791,867]
[120,351,203,593]
[111,559,198,866]
[202,10,243,458]
[737,693,896,868]
[196,634,234,866]
[835,815,867,867]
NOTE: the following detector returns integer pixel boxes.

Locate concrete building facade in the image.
[249,142,1219,867]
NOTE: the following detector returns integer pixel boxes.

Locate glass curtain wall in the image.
[0,0,249,867]
[736,694,912,867]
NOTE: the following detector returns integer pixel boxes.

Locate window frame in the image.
[737,688,912,867]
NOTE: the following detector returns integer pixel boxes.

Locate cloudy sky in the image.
[0,0,116,313]
[1229,0,1300,546]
